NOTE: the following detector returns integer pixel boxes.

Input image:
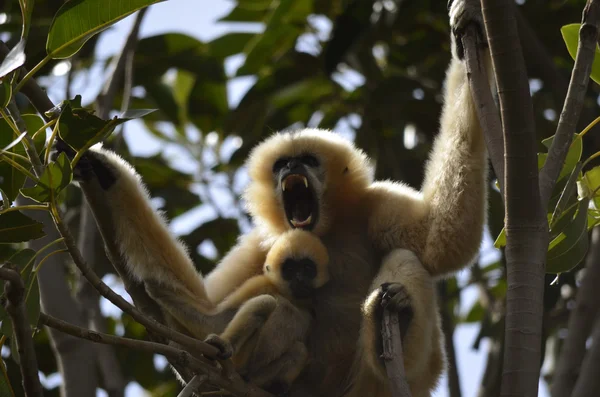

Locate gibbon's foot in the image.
[52,138,117,190]
[448,0,486,59]
[204,334,233,360]
[380,282,414,340]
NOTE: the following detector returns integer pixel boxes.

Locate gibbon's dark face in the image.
[270,257,318,299]
[272,154,322,231]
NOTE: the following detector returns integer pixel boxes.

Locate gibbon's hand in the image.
[204,334,234,360]
[448,0,486,59]
[52,139,116,190]
[380,282,414,342]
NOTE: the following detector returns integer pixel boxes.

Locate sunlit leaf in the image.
[20,153,72,203]
[208,33,256,58]
[57,96,156,151]
[582,165,600,209]
[0,132,26,153]
[494,228,506,249]
[561,23,600,84]
[0,39,26,79]
[0,114,47,201]
[541,133,582,181]
[0,211,44,243]
[547,197,590,274]
[47,0,164,59]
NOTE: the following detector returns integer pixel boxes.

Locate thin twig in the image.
[40,312,273,397]
[539,0,600,206]
[6,100,44,177]
[178,375,208,397]
[49,208,221,358]
[461,25,504,196]
[97,8,148,119]
[0,264,43,397]
[381,310,411,397]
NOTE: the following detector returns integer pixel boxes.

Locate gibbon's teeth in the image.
[282,180,287,192]
[291,214,312,227]
[302,176,308,188]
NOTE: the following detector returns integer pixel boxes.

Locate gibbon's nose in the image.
[281,258,317,283]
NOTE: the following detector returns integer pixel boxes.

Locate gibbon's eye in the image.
[273,158,289,173]
[300,154,319,168]
[265,265,271,272]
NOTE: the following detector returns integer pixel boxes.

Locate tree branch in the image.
[177,374,207,397]
[539,0,600,206]
[570,306,600,397]
[50,210,220,358]
[381,310,411,397]
[551,227,600,396]
[40,312,273,397]
[461,24,504,195]
[480,1,548,397]
[0,265,43,397]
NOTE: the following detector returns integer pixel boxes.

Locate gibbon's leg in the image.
[205,295,278,360]
[358,249,444,397]
[419,0,491,275]
[53,140,231,335]
[247,341,308,393]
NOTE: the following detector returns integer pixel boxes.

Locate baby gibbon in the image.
[204,229,329,390]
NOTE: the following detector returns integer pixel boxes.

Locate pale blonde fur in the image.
[72,2,490,394]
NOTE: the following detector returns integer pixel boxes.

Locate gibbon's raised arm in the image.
[56,142,212,309]
[369,42,489,277]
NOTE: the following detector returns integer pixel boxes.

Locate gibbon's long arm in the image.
[56,143,239,336]
[353,249,444,397]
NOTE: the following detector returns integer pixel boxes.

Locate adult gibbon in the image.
[56,0,489,395]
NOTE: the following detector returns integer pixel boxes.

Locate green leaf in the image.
[494,228,506,249]
[24,275,40,329]
[20,153,72,203]
[0,79,13,108]
[0,211,44,243]
[57,97,155,151]
[0,114,47,201]
[463,301,484,323]
[547,198,590,274]
[540,133,582,181]
[208,33,256,58]
[582,165,600,209]
[561,23,600,85]
[0,39,26,79]
[0,132,26,153]
[0,357,14,397]
[47,0,164,59]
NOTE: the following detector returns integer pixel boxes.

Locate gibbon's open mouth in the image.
[281,174,318,229]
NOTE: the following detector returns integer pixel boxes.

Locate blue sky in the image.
[38,1,550,396]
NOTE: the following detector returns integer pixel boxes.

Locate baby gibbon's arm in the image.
[356,249,444,397]
[204,230,269,303]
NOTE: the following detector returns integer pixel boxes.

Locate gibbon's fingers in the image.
[359,249,443,396]
[204,334,233,360]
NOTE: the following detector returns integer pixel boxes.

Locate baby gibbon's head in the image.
[263,229,330,299]
[244,129,373,236]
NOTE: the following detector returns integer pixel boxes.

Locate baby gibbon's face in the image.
[263,229,330,299]
[244,129,374,235]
